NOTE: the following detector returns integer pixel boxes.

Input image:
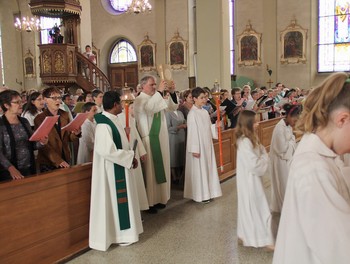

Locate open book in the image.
[29,115,59,141]
[61,113,89,132]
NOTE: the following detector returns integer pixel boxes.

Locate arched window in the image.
[318,0,350,72]
[101,0,131,15]
[110,39,137,64]
[109,0,131,12]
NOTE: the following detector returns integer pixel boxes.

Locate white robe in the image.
[269,119,296,212]
[117,111,149,211]
[89,112,143,251]
[77,119,96,164]
[236,137,274,247]
[183,105,222,202]
[133,92,178,206]
[273,133,350,264]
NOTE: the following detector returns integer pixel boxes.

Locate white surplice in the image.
[183,105,222,202]
[117,111,149,211]
[133,92,178,206]
[236,137,274,247]
[89,112,143,251]
[77,118,96,164]
[269,118,296,212]
[273,133,350,264]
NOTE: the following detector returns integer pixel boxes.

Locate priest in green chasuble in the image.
[89,91,142,251]
[133,75,178,213]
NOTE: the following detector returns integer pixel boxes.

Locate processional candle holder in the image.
[120,83,135,141]
[211,80,224,172]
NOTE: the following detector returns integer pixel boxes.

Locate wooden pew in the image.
[214,117,281,181]
[0,117,282,263]
[0,164,92,264]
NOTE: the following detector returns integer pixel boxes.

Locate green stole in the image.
[149,112,167,184]
[94,113,130,230]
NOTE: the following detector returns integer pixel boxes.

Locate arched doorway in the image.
[108,38,138,90]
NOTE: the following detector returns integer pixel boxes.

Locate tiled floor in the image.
[67,176,274,264]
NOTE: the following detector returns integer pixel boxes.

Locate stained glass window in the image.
[318,0,350,72]
[110,39,137,63]
[109,0,131,12]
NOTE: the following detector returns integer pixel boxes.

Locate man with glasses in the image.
[34,87,81,172]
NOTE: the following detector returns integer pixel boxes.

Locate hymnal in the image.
[61,113,89,132]
[29,115,59,141]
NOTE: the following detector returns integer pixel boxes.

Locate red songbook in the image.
[29,115,59,141]
[61,113,89,132]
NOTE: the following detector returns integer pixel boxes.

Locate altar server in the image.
[184,87,222,203]
[273,72,350,264]
[236,110,274,249]
[269,103,301,213]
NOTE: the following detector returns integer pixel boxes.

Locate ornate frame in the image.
[280,19,307,64]
[237,22,262,66]
[24,49,35,78]
[167,31,187,70]
[138,34,156,72]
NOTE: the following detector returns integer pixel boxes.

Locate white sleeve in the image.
[94,124,134,169]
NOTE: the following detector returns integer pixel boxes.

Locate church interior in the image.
[0,0,347,263]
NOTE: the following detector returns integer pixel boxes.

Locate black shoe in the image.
[154,203,166,209]
[147,206,158,214]
[201,199,211,204]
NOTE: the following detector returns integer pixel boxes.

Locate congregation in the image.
[0,72,350,263]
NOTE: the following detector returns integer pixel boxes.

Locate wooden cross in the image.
[267,79,273,88]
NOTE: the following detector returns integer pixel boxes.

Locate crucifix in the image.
[267,79,273,88]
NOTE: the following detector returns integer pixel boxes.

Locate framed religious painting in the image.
[138,34,156,72]
[167,31,187,70]
[280,19,307,64]
[24,49,35,78]
[237,22,262,66]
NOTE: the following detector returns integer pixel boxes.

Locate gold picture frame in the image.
[237,22,262,67]
[280,19,307,64]
[138,34,156,72]
[24,49,35,78]
[167,30,187,70]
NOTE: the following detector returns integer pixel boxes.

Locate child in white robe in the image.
[236,110,274,249]
[77,102,97,164]
[184,87,222,203]
[273,72,350,264]
[269,103,301,213]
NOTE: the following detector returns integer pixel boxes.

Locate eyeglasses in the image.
[11,100,22,105]
[47,96,62,101]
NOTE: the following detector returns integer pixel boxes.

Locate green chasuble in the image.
[149,112,167,184]
[95,113,131,230]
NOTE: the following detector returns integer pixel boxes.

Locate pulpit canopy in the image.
[29,0,81,18]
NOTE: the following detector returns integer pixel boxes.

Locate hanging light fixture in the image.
[127,0,152,14]
[14,16,41,32]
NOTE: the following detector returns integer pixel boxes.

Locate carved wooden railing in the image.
[38,44,111,92]
[76,52,111,93]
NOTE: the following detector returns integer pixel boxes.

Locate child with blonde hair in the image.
[235,110,274,249]
[273,72,350,264]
